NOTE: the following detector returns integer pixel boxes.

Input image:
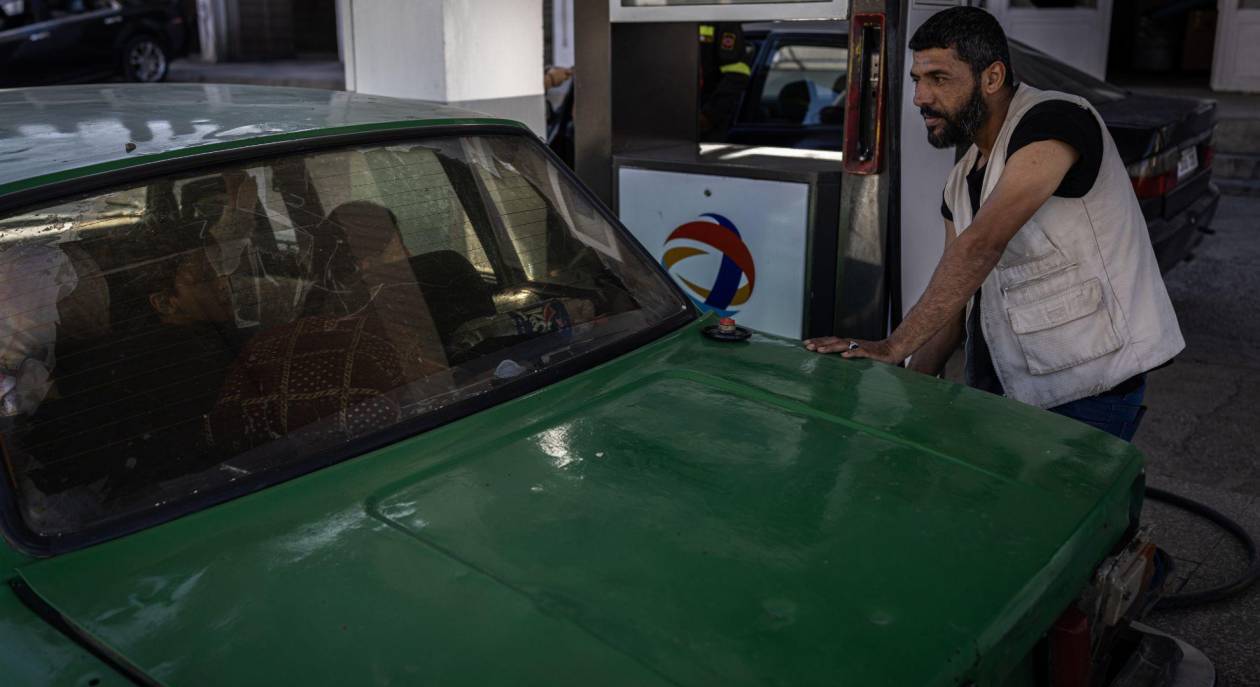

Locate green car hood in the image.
[14,321,1143,686]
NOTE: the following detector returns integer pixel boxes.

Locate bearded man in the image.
[805,7,1183,442]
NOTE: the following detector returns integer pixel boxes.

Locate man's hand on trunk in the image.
[803,336,906,364]
[803,139,1078,369]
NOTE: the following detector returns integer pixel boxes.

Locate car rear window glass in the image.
[0,134,688,540]
[1009,41,1127,106]
[748,42,847,126]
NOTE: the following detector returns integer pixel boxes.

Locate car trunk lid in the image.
[13,324,1143,686]
[1100,93,1217,221]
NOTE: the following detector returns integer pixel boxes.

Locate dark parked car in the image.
[0,0,186,86]
[730,21,1220,273]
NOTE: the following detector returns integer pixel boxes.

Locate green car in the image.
[0,85,1199,686]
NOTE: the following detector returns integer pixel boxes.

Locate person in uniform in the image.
[699,23,752,141]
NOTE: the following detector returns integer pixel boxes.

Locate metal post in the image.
[196,0,228,62]
[573,0,613,204]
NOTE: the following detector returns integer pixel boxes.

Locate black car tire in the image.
[121,35,169,83]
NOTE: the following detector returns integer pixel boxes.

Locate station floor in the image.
[1136,191,1260,686]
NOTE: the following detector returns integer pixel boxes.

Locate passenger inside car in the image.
[304,200,448,376]
[205,201,456,457]
[818,74,846,125]
[0,243,80,417]
[22,231,251,498]
[144,246,235,326]
[777,80,814,124]
[206,312,408,458]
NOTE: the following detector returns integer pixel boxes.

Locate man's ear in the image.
[149,291,175,316]
[984,61,1008,95]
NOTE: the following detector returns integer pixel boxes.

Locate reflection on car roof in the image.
[0,84,524,195]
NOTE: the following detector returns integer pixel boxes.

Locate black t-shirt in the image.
[941,99,1103,223]
[937,100,1137,400]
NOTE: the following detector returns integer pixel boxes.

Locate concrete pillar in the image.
[551,0,575,67]
[572,0,611,203]
[340,0,546,136]
[196,0,228,62]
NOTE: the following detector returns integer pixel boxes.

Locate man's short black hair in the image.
[909,7,1015,89]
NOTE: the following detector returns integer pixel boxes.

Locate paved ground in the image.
[1135,192,1260,686]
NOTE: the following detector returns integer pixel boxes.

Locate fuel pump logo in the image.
[661,213,756,315]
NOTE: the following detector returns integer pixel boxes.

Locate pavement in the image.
[1134,191,1260,686]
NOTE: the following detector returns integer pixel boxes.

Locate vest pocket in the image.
[1005,278,1123,375]
[998,251,1076,292]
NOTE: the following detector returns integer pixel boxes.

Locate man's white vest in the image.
[944,84,1184,409]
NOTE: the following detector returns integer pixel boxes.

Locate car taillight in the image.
[1131,171,1177,198]
[1127,148,1179,199]
[1049,606,1092,687]
[1200,143,1214,170]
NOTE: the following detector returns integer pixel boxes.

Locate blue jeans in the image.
[1049,377,1147,442]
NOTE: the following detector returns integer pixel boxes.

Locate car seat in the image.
[407,250,497,352]
[777,80,812,124]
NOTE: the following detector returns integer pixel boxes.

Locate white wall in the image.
[986,0,1114,80]
[197,0,228,62]
[442,0,545,102]
[343,0,448,100]
[1212,0,1260,93]
[341,0,545,134]
[899,1,970,317]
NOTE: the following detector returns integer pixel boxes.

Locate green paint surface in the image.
[8,322,1142,686]
[0,584,130,687]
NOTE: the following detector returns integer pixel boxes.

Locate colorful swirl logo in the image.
[661,213,756,316]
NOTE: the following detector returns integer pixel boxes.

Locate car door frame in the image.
[79,0,128,72]
[34,0,125,81]
[0,0,66,85]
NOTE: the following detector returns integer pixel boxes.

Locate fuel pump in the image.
[576,0,884,343]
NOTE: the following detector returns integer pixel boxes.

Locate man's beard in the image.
[923,85,989,149]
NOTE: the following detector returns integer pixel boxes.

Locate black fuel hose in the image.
[1147,485,1260,610]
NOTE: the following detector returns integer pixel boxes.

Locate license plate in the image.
[1177,147,1199,180]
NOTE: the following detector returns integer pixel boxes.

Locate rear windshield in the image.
[1009,41,1128,107]
[0,134,688,540]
